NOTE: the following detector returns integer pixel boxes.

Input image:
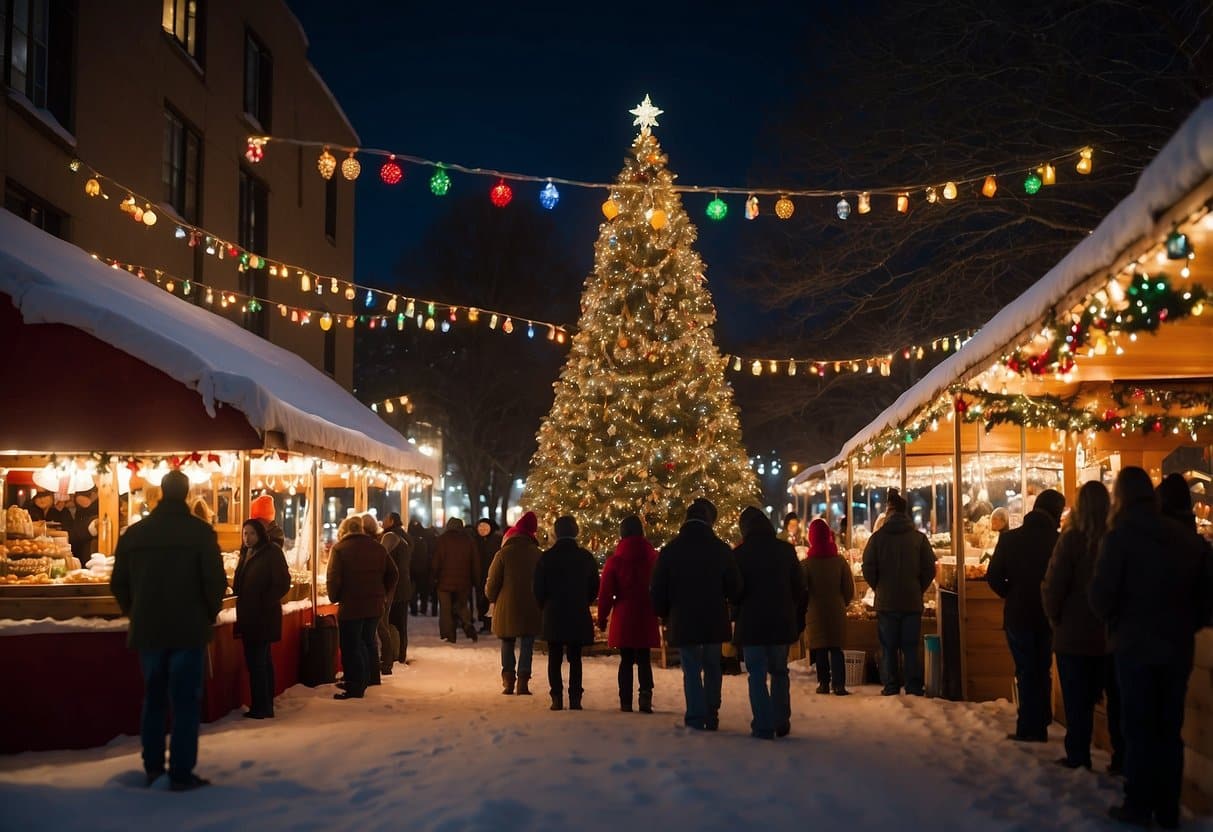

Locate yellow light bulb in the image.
[1076,147,1093,174]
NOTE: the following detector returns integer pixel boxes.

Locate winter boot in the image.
[550,692,563,711]
[517,674,532,696]
[569,690,583,711]
[502,671,516,695]
[816,682,831,695]
[638,690,653,714]
[619,691,633,713]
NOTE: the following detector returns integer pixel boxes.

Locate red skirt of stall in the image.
[0,607,326,754]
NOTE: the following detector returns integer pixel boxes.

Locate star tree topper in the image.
[629,94,663,135]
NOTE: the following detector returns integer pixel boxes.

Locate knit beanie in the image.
[250,494,275,523]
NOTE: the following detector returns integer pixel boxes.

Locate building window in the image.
[238,168,268,337]
[5,179,65,238]
[324,175,336,242]
[161,0,203,66]
[162,107,201,223]
[4,0,76,132]
[243,29,271,130]
[323,322,336,377]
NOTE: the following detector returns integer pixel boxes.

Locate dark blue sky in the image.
[287,1,817,343]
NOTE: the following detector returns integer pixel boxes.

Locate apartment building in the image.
[0,0,358,387]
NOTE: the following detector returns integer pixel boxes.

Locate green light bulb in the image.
[705,197,727,221]
[1024,173,1042,194]
[429,164,451,196]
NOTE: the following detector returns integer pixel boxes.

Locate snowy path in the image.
[1,617,1207,832]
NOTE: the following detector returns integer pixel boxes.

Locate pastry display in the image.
[5,537,71,557]
[4,506,34,538]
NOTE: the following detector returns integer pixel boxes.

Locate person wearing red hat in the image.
[485,512,542,695]
[803,518,855,696]
[249,494,285,549]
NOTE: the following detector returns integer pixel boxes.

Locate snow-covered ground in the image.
[1,617,1207,832]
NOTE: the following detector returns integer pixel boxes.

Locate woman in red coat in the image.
[597,515,661,713]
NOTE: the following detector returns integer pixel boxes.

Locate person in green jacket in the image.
[111,469,225,792]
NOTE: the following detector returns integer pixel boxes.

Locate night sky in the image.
[286,1,817,344]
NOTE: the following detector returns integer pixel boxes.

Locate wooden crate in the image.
[962,580,1015,702]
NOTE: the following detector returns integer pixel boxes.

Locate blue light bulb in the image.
[364,289,374,307]
[527,323,535,339]
[539,181,560,210]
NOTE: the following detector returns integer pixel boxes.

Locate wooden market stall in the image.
[0,211,439,752]
[789,99,1213,812]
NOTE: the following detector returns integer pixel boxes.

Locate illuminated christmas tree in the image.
[525,96,759,549]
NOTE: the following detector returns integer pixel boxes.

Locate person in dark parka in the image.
[431,517,480,644]
[327,516,398,700]
[110,470,225,791]
[1091,467,1213,828]
[861,492,937,697]
[803,517,856,696]
[987,488,1065,742]
[598,515,661,713]
[233,518,291,720]
[1041,481,1120,770]
[733,507,807,739]
[651,498,742,731]
[380,512,412,665]
[533,516,600,711]
[408,519,433,616]
[474,518,503,633]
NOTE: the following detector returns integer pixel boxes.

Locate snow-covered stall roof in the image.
[0,212,437,480]
[827,97,1213,468]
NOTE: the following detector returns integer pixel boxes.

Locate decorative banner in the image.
[724,329,975,378]
[95,256,570,345]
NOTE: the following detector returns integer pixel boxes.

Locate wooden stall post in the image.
[1063,431,1078,501]
[846,458,855,551]
[240,452,252,525]
[900,444,908,498]
[96,466,119,557]
[1020,426,1028,527]
[952,403,968,700]
[354,471,368,514]
[310,459,321,616]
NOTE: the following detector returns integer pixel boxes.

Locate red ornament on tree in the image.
[379,157,403,185]
[664,461,676,471]
[490,179,513,208]
[1152,419,1164,433]
[954,396,969,414]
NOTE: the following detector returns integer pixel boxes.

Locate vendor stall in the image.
[0,211,438,752]
[789,98,1213,812]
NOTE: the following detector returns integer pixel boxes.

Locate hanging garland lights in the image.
[1002,272,1207,378]
[92,255,571,346]
[368,394,414,415]
[244,132,1099,222]
[724,329,976,378]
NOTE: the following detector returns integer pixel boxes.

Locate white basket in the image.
[843,650,866,687]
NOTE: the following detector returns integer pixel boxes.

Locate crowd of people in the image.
[106,465,1212,829]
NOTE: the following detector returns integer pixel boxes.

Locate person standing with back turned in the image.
[533,516,600,711]
[651,498,742,731]
[862,491,937,697]
[110,470,225,791]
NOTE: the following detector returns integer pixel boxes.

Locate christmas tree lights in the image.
[524,98,759,548]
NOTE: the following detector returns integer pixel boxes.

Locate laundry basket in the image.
[843,650,866,687]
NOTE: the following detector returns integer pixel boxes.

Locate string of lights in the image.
[245,131,1098,222]
[724,330,976,377]
[94,255,571,343]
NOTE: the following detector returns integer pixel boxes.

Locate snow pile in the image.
[0,210,437,479]
[4,617,1205,832]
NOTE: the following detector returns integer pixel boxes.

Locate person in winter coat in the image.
[861,491,937,696]
[249,494,286,550]
[431,517,480,643]
[872,488,901,534]
[803,518,856,696]
[733,507,808,739]
[233,518,290,719]
[474,518,503,633]
[534,516,600,711]
[64,486,99,562]
[987,488,1065,742]
[777,512,802,546]
[110,470,225,791]
[1041,481,1121,770]
[1159,473,1197,531]
[486,512,543,696]
[408,518,433,616]
[598,515,661,713]
[326,516,398,700]
[651,498,742,731]
[380,513,412,666]
[1090,467,1213,828]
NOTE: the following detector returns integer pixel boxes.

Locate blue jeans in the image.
[678,644,722,728]
[877,612,923,694]
[500,636,535,677]
[242,640,275,717]
[139,647,204,782]
[743,644,790,737]
[1056,653,1103,766]
[338,617,379,695]
[1117,653,1191,824]
[1005,628,1053,738]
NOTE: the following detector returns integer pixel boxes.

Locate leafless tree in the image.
[736,0,1212,464]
